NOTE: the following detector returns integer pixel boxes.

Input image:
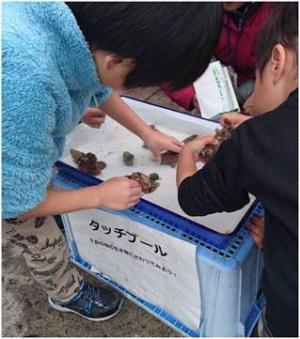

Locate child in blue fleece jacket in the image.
[2,2,222,322]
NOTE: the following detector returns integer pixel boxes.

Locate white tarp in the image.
[62,97,254,234]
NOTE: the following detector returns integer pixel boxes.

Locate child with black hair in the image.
[177,3,298,336]
[2,2,222,322]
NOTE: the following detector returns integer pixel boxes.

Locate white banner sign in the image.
[66,209,201,330]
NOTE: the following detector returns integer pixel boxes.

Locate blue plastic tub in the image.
[52,162,265,337]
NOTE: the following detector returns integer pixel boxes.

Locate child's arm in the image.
[220,112,252,128]
[100,91,183,162]
[247,215,264,248]
[176,135,217,187]
[177,132,250,217]
[81,107,106,128]
[19,176,142,219]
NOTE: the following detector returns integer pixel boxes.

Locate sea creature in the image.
[149,173,159,181]
[127,172,160,194]
[123,151,135,166]
[160,134,198,167]
[200,123,233,162]
[70,149,106,176]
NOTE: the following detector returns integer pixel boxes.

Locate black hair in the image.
[256,2,298,74]
[66,2,223,90]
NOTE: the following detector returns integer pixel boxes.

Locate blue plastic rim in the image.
[53,161,260,249]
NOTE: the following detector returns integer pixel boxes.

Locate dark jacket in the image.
[216,2,274,85]
[178,90,298,337]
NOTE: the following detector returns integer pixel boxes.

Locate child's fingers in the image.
[247,221,262,232]
[197,135,217,142]
[94,115,106,121]
[173,138,185,148]
[247,216,264,228]
[249,225,264,246]
[220,117,231,126]
[250,227,263,238]
[82,110,106,128]
[153,151,162,164]
[247,214,264,248]
[184,135,217,158]
[88,121,105,128]
[89,116,106,124]
[167,141,183,153]
[222,112,253,127]
[127,199,141,208]
[193,135,218,147]
[206,136,218,145]
[128,179,142,189]
[252,232,263,248]
[85,107,106,116]
[129,194,142,203]
[88,113,106,120]
[130,187,143,196]
[220,112,242,127]
[161,137,184,153]
[220,112,242,126]
[252,215,264,223]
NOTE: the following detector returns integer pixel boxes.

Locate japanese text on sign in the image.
[89,219,167,256]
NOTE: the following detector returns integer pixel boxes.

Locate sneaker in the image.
[48,280,123,321]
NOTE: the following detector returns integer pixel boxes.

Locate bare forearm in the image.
[176,147,197,187]
[100,91,150,140]
[20,187,98,219]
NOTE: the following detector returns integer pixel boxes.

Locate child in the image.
[80,107,106,129]
[176,4,298,337]
[161,2,274,112]
[2,3,222,322]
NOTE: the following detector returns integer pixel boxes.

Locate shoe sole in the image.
[48,297,123,322]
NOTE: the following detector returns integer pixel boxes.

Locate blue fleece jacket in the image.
[2,2,112,218]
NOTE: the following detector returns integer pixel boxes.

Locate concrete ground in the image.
[2,88,185,337]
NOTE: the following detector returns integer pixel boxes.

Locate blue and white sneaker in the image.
[48,280,123,321]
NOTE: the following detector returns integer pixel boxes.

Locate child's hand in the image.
[92,177,143,210]
[81,107,106,128]
[143,128,184,163]
[220,112,252,128]
[185,135,218,160]
[247,215,264,248]
[176,135,217,187]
